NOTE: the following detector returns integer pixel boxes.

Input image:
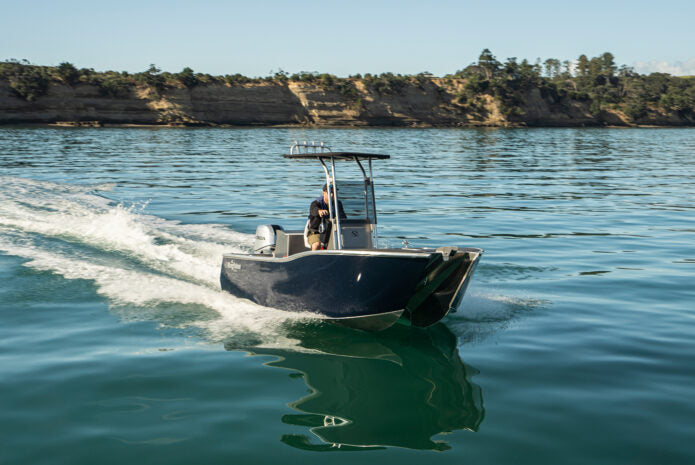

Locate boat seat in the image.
[275,230,309,257]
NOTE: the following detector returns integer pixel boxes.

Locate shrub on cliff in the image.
[314,73,335,87]
[96,73,133,98]
[56,62,80,86]
[135,64,166,92]
[225,73,251,85]
[619,73,695,119]
[624,99,648,120]
[337,80,359,99]
[175,67,199,88]
[464,75,489,94]
[289,72,317,82]
[414,72,432,90]
[659,85,695,115]
[76,67,100,85]
[196,73,225,86]
[0,60,50,101]
[273,69,289,83]
[362,73,408,95]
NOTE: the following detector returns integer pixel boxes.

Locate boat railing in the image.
[289,141,332,155]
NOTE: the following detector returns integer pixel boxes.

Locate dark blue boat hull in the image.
[221,252,427,318]
[220,248,482,329]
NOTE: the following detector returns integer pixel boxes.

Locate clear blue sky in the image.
[2,0,694,76]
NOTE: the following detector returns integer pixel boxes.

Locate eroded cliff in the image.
[1,79,693,127]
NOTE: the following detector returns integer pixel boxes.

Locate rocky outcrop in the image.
[1,80,693,127]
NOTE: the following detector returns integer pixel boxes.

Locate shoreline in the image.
[1,121,692,129]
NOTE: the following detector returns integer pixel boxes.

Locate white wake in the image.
[0,176,317,346]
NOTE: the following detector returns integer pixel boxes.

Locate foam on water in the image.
[0,176,253,286]
[446,291,548,344]
[456,292,548,323]
[0,177,316,346]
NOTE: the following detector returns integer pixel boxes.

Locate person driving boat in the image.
[308,183,345,250]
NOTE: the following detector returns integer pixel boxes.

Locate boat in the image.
[220,141,483,331]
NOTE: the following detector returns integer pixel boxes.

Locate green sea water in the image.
[1,127,693,464]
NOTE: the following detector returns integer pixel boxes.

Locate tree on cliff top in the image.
[477,49,501,80]
[577,55,589,78]
[57,62,80,86]
[175,67,198,88]
[137,64,165,91]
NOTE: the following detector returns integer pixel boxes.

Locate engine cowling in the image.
[253,224,283,254]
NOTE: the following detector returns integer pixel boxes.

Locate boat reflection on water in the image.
[225,322,484,451]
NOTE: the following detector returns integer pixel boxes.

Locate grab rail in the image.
[289,141,332,155]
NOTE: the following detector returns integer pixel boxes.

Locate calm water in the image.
[1,127,694,464]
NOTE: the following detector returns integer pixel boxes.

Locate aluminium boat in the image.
[220,142,483,331]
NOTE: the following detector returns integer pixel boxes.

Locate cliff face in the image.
[0,82,156,124]
[0,81,309,125]
[1,80,693,127]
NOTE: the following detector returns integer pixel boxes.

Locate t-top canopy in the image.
[283,152,390,161]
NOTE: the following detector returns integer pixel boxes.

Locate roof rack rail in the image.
[289,141,332,155]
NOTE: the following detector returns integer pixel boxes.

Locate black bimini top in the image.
[283,152,390,161]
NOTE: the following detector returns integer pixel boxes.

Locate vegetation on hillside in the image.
[449,49,695,120]
[1,50,694,123]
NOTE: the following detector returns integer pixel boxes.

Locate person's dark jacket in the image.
[308,197,346,233]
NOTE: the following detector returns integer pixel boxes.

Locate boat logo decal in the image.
[225,260,241,271]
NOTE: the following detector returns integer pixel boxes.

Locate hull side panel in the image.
[220,254,428,318]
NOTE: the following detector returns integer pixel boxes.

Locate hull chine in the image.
[329,309,404,332]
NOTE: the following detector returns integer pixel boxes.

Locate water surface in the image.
[1,127,694,464]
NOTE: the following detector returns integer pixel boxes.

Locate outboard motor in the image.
[253,224,283,254]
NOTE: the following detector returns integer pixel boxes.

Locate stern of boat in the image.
[403,247,483,327]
